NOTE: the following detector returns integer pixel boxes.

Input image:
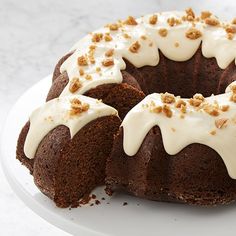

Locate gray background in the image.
[0,0,235,235]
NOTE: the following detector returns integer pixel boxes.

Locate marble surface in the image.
[0,0,235,235]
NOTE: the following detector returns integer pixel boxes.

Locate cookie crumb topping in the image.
[152,105,163,114]
[108,23,119,31]
[69,98,90,116]
[225,25,236,34]
[91,33,103,42]
[230,85,236,93]
[102,58,114,67]
[163,104,173,118]
[149,15,158,25]
[203,104,220,116]
[230,94,236,102]
[185,8,195,21]
[201,11,212,20]
[227,33,234,40]
[167,17,181,27]
[96,67,101,72]
[161,92,175,104]
[180,104,187,113]
[175,99,186,108]
[104,33,113,41]
[105,49,114,57]
[210,130,216,135]
[189,93,205,107]
[205,17,220,26]
[221,105,230,112]
[124,16,138,25]
[85,74,92,80]
[123,33,131,39]
[69,78,81,93]
[158,28,168,37]
[185,28,202,40]
[129,41,141,53]
[215,118,228,129]
[79,68,85,76]
[77,56,88,66]
[141,35,147,40]
[175,42,180,47]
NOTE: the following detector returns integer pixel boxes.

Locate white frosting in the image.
[60,11,236,96]
[122,92,236,179]
[24,95,118,159]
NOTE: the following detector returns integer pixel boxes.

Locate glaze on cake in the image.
[58,10,236,96]
[122,91,236,178]
[17,9,236,207]
[24,95,118,159]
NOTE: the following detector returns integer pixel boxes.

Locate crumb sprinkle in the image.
[105,49,114,57]
[91,33,103,42]
[161,92,175,104]
[205,17,220,26]
[185,8,195,21]
[221,105,230,112]
[124,16,138,25]
[215,118,228,129]
[108,23,119,31]
[163,104,173,118]
[201,11,212,20]
[104,33,113,42]
[69,78,81,93]
[129,41,141,53]
[69,98,90,116]
[175,42,179,47]
[79,68,84,76]
[102,58,114,67]
[167,17,181,27]
[85,74,92,80]
[210,130,216,135]
[149,15,158,25]
[185,28,202,40]
[123,33,131,39]
[77,55,88,66]
[189,93,204,107]
[158,28,168,37]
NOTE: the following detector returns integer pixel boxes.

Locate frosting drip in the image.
[24,95,118,159]
[60,11,236,97]
[122,88,236,179]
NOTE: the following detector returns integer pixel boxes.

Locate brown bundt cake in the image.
[17,9,236,207]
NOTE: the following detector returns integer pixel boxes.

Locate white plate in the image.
[1,75,236,236]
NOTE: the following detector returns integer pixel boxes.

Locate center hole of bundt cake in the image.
[124,50,232,98]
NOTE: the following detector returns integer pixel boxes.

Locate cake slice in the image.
[17,95,121,207]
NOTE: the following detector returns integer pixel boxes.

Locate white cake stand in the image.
[1,75,236,236]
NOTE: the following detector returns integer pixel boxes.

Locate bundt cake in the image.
[17,8,236,207]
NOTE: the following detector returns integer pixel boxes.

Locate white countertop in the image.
[0,0,235,235]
